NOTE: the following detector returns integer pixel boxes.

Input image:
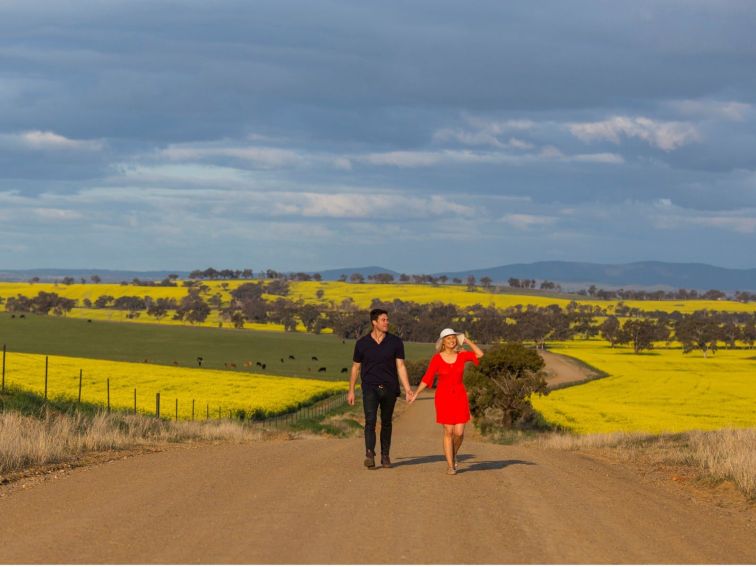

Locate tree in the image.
[298,303,323,333]
[263,279,290,296]
[147,298,176,320]
[465,275,476,291]
[349,272,365,284]
[620,319,668,354]
[674,312,721,358]
[466,342,548,430]
[173,292,210,324]
[507,277,520,288]
[599,315,622,347]
[62,276,75,285]
[480,276,493,290]
[315,288,325,300]
[371,273,395,284]
[94,295,114,308]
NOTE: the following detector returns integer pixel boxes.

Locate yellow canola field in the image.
[3,351,347,419]
[3,280,755,329]
[72,307,297,332]
[531,340,756,434]
[288,281,756,314]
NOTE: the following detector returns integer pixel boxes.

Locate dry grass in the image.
[530,428,756,500]
[0,410,263,476]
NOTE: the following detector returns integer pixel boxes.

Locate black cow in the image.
[318,367,326,372]
[340,368,348,373]
[288,355,295,360]
[311,356,319,361]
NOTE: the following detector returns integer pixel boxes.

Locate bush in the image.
[466,342,549,431]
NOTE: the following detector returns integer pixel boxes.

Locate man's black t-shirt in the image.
[353,332,405,394]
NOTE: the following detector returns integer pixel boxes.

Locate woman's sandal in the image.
[447,466,457,475]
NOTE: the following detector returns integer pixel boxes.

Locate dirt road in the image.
[539,349,600,388]
[1,393,754,564]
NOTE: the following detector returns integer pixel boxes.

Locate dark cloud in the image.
[0,1,754,269]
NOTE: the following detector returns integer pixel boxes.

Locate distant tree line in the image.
[4,285,756,355]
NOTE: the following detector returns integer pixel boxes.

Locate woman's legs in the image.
[442,425,455,471]
[452,423,465,468]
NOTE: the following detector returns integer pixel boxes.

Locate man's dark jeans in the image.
[362,385,397,456]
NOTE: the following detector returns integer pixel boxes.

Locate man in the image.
[348,308,413,469]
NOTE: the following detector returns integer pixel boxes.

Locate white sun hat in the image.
[438,328,465,345]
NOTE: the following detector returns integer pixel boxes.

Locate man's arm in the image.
[395,359,414,402]
[347,362,361,405]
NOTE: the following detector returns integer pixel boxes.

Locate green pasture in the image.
[0,313,435,381]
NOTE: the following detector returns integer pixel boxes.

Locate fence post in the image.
[107,378,110,413]
[78,369,82,404]
[44,356,48,402]
[175,398,178,421]
[192,399,195,421]
[1,343,6,393]
[134,388,137,415]
[218,405,221,420]
[206,402,209,420]
[156,392,161,418]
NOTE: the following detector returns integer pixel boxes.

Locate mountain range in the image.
[1,261,754,291]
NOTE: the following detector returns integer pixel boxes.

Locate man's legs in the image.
[362,387,379,467]
[378,387,397,461]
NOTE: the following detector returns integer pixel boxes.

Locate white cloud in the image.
[670,100,751,122]
[270,192,475,219]
[33,208,84,220]
[508,137,534,150]
[357,147,623,168]
[500,213,557,230]
[567,116,701,151]
[0,130,104,151]
[161,144,307,168]
[572,152,625,164]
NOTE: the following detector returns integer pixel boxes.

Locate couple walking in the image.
[347,308,484,474]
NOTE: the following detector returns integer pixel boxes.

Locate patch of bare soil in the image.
[539,349,604,389]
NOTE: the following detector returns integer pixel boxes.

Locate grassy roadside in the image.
[522,429,756,502]
[0,385,356,482]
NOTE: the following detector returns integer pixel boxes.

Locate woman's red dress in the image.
[421,350,479,424]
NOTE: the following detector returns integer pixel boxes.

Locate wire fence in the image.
[0,344,349,427]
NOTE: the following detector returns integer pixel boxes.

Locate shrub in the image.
[466,342,548,431]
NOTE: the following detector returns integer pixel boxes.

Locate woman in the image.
[409,328,484,475]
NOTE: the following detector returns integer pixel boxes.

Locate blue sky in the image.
[1,1,755,272]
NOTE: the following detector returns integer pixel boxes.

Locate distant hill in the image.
[438,261,756,291]
[0,269,191,283]
[2,261,754,291]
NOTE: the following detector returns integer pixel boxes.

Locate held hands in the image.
[405,389,415,403]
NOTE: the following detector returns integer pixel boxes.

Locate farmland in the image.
[532,340,756,434]
[2,281,756,335]
[0,313,435,379]
[1,350,346,419]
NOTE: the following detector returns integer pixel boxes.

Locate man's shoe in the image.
[364,451,376,469]
[381,454,392,468]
